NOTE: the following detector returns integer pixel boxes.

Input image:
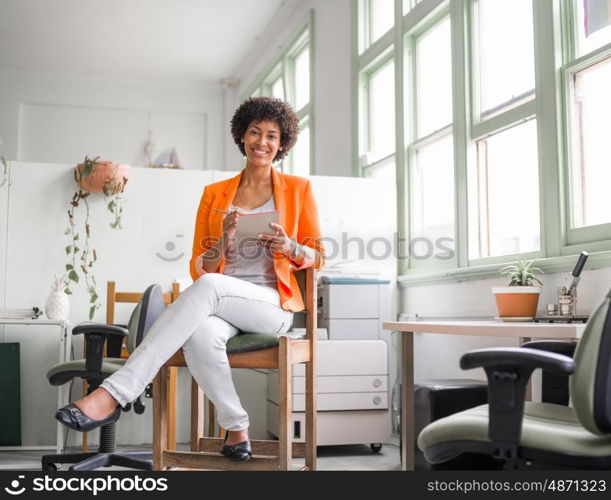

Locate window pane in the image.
[291,124,310,177]
[294,46,310,110]
[371,0,395,43]
[570,57,611,227]
[364,155,396,182]
[469,120,540,259]
[476,0,535,116]
[576,0,611,56]
[368,60,395,159]
[271,77,284,100]
[417,18,452,137]
[412,134,455,259]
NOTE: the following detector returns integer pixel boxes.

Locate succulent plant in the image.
[499,259,543,287]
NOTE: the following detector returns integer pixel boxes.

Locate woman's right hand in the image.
[222,210,241,243]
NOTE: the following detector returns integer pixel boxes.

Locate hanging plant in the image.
[66,156,130,319]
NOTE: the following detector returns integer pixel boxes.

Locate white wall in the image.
[0,69,224,170]
[225,0,353,177]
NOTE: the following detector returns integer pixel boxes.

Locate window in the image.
[405,15,454,268]
[468,0,539,261]
[354,0,611,285]
[270,77,284,101]
[359,0,395,53]
[569,58,611,228]
[411,134,455,259]
[291,121,311,178]
[366,58,396,161]
[243,18,313,176]
[416,18,453,137]
[293,46,310,111]
[475,0,535,119]
[573,0,611,57]
[469,120,540,259]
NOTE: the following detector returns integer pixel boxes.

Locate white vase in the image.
[45,291,70,320]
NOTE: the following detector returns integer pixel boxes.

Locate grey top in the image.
[223,195,277,289]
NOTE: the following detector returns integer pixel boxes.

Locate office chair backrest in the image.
[126,284,165,355]
[571,289,611,435]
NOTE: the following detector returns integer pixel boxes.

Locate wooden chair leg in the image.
[190,376,204,452]
[305,357,317,470]
[207,400,216,437]
[153,366,169,471]
[279,336,293,471]
[167,367,177,450]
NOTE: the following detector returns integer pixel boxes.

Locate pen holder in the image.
[558,294,576,317]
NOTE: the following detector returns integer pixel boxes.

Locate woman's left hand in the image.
[258,223,295,258]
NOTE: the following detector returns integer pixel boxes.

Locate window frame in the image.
[560,11,611,248]
[354,0,611,287]
[241,13,314,176]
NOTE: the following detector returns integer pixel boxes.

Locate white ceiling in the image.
[0,0,287,83]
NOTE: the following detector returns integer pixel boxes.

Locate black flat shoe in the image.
[55,403,121,433]
[222,433,252,462]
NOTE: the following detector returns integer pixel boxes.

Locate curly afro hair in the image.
[231,97,299,163]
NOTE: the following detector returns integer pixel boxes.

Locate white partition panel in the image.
[3,162,216,446]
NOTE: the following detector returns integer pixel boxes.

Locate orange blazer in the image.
[189,168,325,312]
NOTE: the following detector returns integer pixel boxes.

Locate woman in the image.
[55,97,325,462]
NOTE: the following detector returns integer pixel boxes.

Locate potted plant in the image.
[493,259,544,321]
[65,156,130,319]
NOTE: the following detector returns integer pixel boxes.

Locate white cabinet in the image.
[266,340,391,446]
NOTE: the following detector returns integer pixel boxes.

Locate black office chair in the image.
[418,289,611,470]
[42,284,164,471]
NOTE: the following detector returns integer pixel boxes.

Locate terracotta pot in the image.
[492,286,542,318]
[75,161,130,194]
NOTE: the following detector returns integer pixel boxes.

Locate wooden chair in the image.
[152,268,318,471]
[81,281,180,452]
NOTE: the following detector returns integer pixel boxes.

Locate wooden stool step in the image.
[198,437,305,457]
[162,450,280,471]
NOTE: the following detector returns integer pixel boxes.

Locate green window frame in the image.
[242,13,314,176]
[354,0,611,287]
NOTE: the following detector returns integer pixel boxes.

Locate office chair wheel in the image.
[370,443,383,453]
[134,398,145,414]
[42,463,58,472]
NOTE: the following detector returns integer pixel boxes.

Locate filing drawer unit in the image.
[317,277,391,342]
[267,340,391,447]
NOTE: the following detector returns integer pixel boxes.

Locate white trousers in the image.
[100,273,294,431]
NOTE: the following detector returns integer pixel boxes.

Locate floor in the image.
[0,441,401,471]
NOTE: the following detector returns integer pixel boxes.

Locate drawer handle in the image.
[373,379,382,388]
[373,396,382,405]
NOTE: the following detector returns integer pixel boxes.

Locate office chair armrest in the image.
[73,324,129,338]
[73,324,129,373]
[521,340,578,358]
[459,347,575,461]
[461,347,575,374]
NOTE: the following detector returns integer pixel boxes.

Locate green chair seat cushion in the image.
[226,332,285,354]
[418,402,611,463]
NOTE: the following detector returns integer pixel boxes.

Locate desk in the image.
[0,319,72,454]
[382,320,587,471]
